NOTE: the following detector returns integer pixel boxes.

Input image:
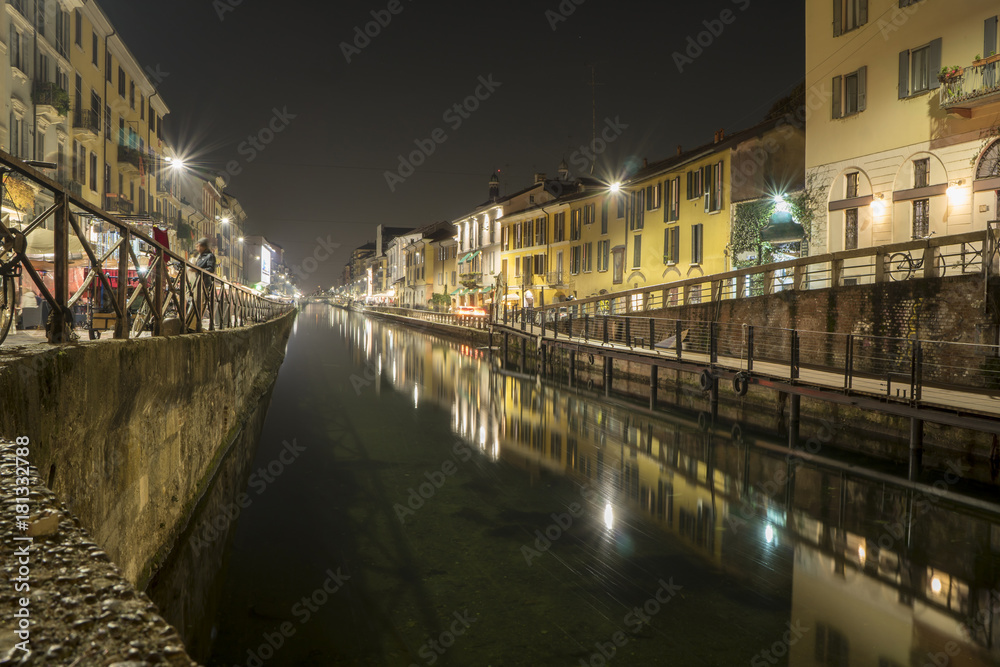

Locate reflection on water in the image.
[205,304,1000,666]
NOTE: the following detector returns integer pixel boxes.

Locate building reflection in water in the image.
[337,308,1000,666]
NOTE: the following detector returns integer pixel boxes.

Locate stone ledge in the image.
[0,440,197,667]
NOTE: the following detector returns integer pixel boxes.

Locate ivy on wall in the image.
[728,177,827,270]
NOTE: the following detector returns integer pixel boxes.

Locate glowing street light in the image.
[609,182,622,194]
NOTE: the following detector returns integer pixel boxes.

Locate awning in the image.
[458,250,481,264]
[450,287,466,296]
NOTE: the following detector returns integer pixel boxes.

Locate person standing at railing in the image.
[188,238,217,328]
[16,287,39,330]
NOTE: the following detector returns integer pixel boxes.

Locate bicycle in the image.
[887,233,945,281]
[0,226,24,344]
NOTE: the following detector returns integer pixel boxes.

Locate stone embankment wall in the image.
[0,312,295,588]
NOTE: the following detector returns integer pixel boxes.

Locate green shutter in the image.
[858,0,868,26]
[857,66,867,111]
[832,75,843,118]
[986,17,998,58]
[928,38,942,90]
[833,0,843,36]
[899,50,910,99]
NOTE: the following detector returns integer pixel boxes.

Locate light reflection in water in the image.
[334,307,1000,665]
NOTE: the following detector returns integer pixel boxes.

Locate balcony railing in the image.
[117,144,143,173]
[546,271,569,286]
[73,109,101,137]
[104,194,134,216]
[31,81,70,117]
[940,57,1000,113]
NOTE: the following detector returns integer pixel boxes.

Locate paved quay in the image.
[0,440,197,666]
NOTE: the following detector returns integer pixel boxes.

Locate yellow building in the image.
[402,221,454,309]
[805,0,1000,253]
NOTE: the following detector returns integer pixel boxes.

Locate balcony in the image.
[546,271,569,287]
[940,56,1000,117]
[73,109,101,141]
[32,81,70,121]
[104,194,134,216]
[117,144,142,175]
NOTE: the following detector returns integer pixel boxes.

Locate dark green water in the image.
[198,303,1000,666]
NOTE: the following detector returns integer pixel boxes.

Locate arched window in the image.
[976,139,1000,180]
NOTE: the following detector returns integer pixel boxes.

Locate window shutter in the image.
[986,17,998,58]
[686,171,693,200]
[663,180,670,222]
[833,0,842,36]
[928,38,942,90]
[898,50,910,99]
[858,0,868,26]
[857,66,867,111]
[832,75,843,118]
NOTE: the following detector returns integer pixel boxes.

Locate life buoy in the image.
[588,353,595,365]
[698,369,713,392]
[731,424,743,442]
[587,379,594,391]
[733,372,750,397]
[697,412,709,431]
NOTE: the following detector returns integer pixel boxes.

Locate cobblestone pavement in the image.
[0,440,197,666]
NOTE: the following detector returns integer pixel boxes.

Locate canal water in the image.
[184,303,1000,666]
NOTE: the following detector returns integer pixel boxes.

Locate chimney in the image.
[676,145,683,156]
[534,172,547,184]
[642,158,648,168]
[714,128,725,143]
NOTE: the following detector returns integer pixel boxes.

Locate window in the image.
[686,169,703,200]
[9,114,21,158]
[832,67,867,118]
[634,190,645,229]
[597,239,610,271]
[92,31,98,66]
[913,158,929,188]
[514,255,521,278]
[106,52,112,81]
[898,39,941,98]
[535,217,546,245]
[582,243,592,272]
[601,198,608,233]
[55,9,70,57]
[846,172,859,198]
[89,152,97,191]
[534,254,546,275]
[118,67,126,98]
[833,0,868,37]
[522,255,533,279]
[814,624,850,667]
[553,212,565,241]
[523,219,533,248]
[691,224,704,264]
[664,177,681,222]
[646,183,662,210]
[913,199,929,238]
[708,161,724,212]
[570,246,581,274]
[74,9,82,46]
[632,235,642,268]
[513,223,522,249]
[37,0,46,35]
[140,95,145,120]
[616,195,625,218]
[129,81,135,109]
[583,203,596,225]
[105,103,111,137]
[845,208,858,250]
[502,226,509,251]
[664,226,680,264]
[570,213,582,241]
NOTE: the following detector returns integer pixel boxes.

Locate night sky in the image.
[100,0,804,288]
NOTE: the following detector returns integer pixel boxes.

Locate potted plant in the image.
[973,51,1000,67]
[938,66,963,84]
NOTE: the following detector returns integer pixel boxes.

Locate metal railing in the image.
[940,58,1000,110]
[521,230,994,319]
[364,305,490,330]
[73,109,101,136]
[500,306,1000,413]
[0,149,293,344]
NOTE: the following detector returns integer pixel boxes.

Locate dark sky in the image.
[100,0,804,288]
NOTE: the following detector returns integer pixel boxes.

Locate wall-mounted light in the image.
[870,193,886,216]
[946,179,965,199]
